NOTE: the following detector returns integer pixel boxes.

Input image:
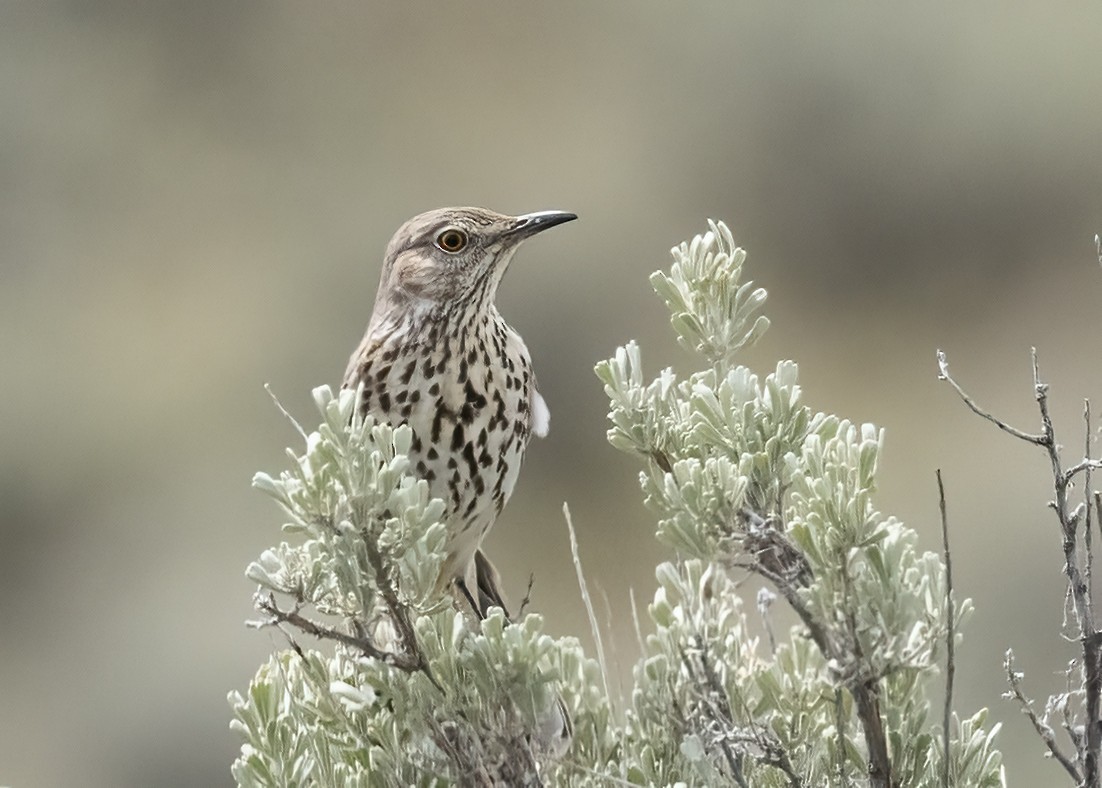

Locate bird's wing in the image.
[504,324,550,439]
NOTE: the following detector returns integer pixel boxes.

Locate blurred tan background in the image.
[2,3,1101,785]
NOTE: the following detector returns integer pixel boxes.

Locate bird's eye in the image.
[435,228,468,254]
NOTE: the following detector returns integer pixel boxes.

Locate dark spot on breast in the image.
[382,347,398,362]
[479,448,492,468]
[427,446,438,460]
[464,380,487,408]
[432,405,445,442]
[429,382,440,396]
[477,427,487,446]
[462,443,477,475]
[400,360,417,385]
[378,391,391,412]
[491,391,506,429]
[451,423,465,452]
[458,359,468,383]
[410,390,421,403]
[395,390,408,404]
[353,360,372,380]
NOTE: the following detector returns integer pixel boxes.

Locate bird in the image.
[342,206,576,616]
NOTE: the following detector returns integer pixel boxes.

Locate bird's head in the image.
[371,207,576,322]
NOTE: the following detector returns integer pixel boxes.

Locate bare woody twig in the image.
[935,350,1045,445]
[254,591,429,675]
[840,558,895,788]
[726,677,802,788]
[939,349,1102,787]
[1004,649,1080,782]
[1087,401,1102,788]
[743,557,897,787]
[252,519,444,693]
[360,532,442,691]
[1084,401,1093,613]
[678,643,746,787]
[1096,491,1102,596]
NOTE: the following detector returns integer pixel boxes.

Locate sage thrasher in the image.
[342,206,576,616]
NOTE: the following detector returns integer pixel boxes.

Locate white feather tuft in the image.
[531,389,550,438]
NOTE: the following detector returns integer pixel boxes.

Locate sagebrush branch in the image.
[253,591,435,681]
[734,506,895,788]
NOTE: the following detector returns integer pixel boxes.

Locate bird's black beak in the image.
[507,210,577,239]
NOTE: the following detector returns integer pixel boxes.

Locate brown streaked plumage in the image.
[342,207,575,614]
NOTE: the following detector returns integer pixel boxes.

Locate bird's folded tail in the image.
[473,549,511,620]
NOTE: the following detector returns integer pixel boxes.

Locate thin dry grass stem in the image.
[937,469,955,788]
[563,503,613,706]
[264,383,308,441]
[253,591,440,690]
[629,587,645,657]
